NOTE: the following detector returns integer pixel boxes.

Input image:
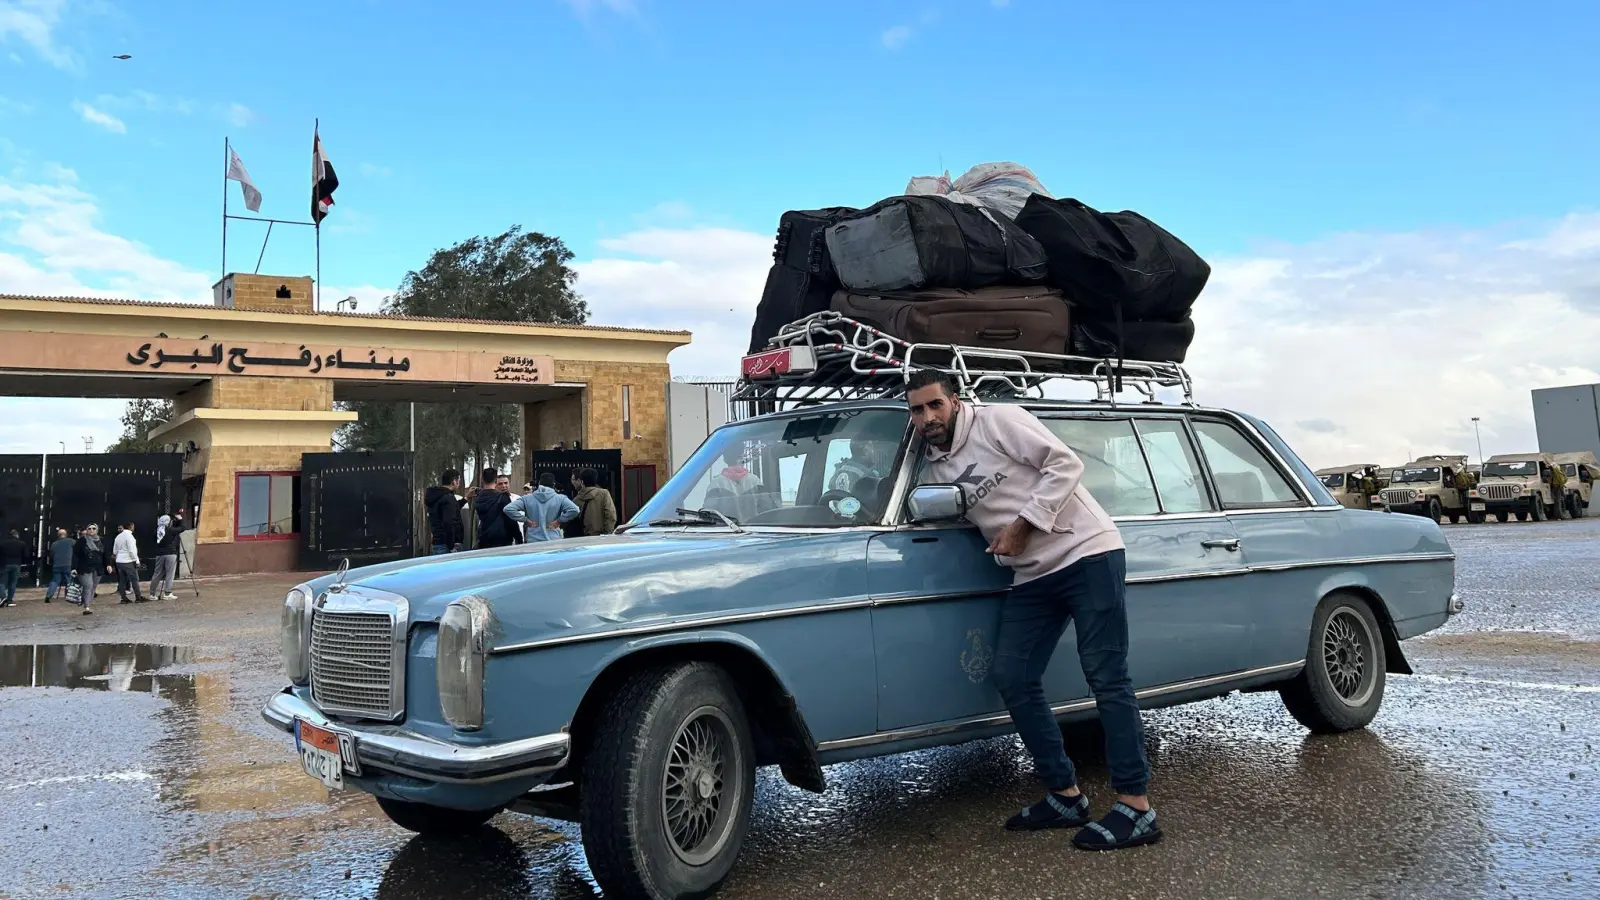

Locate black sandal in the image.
[1072,802,1162,850]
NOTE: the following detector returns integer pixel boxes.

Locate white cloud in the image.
[880,25,913,50]
[72,100,125,133]
[357,162,392,178]
[94,90,195,115]
[576,211,1600,468]
[0,0,76,71]
[224,102,255,127]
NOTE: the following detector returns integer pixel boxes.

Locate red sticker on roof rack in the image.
[741,346,817,378]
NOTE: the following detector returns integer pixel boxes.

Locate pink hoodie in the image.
[921,402,1124,584]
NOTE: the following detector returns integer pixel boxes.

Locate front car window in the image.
[1320,473,1346,489]
[1191,419,1304,508]
[1483,461,1536,478]
[1394,467,1442,484]
[632,408,909,528]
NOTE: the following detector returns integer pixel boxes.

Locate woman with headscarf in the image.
[72,524,111,616]
[150,512,184,601]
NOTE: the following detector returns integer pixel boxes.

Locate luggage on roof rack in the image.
[733,312,1193,417]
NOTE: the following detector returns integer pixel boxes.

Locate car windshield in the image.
[1394,467,1441,483]
[1564,463,1578,477]
[1320,473,1346,488]
[631,408,909,528]
[1484,461,1537,477]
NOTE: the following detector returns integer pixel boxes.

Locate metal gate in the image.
[43,454,182,579]
[527,449,623,537]
[299,451,414,570]
[0,455,44,585]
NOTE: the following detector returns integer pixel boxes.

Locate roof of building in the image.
[0,293,691,338]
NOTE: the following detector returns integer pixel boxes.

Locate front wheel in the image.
[1426,498,1442,523]
[1531,498,1547,522]
[580,662,756,900]
[1280,593,1388,734]
[1496,511,1510,523]
[375,797,503,836]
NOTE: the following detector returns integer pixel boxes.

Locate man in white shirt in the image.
[112,522,146,603]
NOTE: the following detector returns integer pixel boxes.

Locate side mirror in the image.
[905,484,968,523]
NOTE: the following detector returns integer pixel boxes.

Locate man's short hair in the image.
[577,468,600,488]
[906,369,959,397]
[537,472,557,488]
[440,469,461,486]
[481,467,498,485]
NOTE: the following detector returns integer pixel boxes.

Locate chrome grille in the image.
[310,609,397,719]
[1381,489,1416,506]
[1479,483,1519,501]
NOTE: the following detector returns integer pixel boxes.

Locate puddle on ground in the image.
[0,643,196,693]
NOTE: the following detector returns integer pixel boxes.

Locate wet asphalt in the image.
[1,519,1596,900]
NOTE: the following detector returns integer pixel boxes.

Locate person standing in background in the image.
[426,470,466,554]
[113,522,146,604]
[0,529,25,608]
[150,513,184,601]
[505,472,581,542]
[74,524,110,616]
[45,527,74,603]
[572,468,619,536]
[474,469,522,549]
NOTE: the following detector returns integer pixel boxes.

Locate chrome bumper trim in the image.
[262,689,568,784]
[1449,592,1465,615]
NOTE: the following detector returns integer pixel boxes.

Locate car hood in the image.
[300,530,870,646]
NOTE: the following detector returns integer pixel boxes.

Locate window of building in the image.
[621,385,633,440]
[236,472,299,539]
[1190,420,1303,508]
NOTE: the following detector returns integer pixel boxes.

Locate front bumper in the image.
[261,688,569,784]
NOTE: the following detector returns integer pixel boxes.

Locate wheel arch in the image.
[1320,584,1413,675]
[567,633,827,793]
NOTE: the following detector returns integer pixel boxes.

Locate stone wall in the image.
[213,274,315,314]
[176,376,334,415]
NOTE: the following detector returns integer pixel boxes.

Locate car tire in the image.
[579,662,757,900]
[1577,497,1588,519]
[1426,498,1442,524]
[1448,513,1461,525]
[1280,593,1388,734]
[1531,499,1547,522]
[1496,511,1510,523]
[374,797,504,836]
[1516,510,1529,522]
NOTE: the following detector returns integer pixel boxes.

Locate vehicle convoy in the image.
[1378,455,1482,524]
[1315,463,1388,510]
[1470,452,1566,522]
[1552,451,1598,519]
[263,317,1460,900]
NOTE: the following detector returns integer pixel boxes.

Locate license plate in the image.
[296,719,349,790]
[1471,502,1487,511]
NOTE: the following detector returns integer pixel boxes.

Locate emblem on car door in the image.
[960,628,993,683]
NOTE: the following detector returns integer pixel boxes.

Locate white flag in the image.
[227,147,262,212]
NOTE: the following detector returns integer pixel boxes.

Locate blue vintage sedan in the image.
[263,356,1458,900]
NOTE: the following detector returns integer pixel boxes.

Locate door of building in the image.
[43,453,182,580]
[0,455,44,586]
[299,451,414,571]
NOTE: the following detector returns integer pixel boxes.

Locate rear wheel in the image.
[1448,513,1461,524]
[579,662,756,900]
[1281,593,1388,733]
[375,797,504,836]
[1577,496,1588,518]
[1496,511,1510,523]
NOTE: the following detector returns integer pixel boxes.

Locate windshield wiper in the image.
[618,508,747,533]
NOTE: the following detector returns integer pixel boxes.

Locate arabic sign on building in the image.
[0,331,555,386]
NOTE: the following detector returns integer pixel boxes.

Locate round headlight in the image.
[438,595,492,731]
[281,586,312,684]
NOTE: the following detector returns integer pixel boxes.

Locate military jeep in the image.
[1551,451,1597,519]
[1470,452,1563,522]
[1315,463,1387,510]
[1379,455,1481,524]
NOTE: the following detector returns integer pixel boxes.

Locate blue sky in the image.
[3,0,1600,464]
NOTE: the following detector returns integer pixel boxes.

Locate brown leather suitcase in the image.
[829,286,1071,354]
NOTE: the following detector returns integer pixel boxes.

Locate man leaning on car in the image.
[905,369,1160,850]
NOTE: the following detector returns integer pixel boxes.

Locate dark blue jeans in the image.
[1,565,18,603]
[431,544,451,555]
[46,566,72,598]
[991,549,1150,796]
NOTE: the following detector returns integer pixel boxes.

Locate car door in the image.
[1188,414,1337,670]
[868,411,1254,734]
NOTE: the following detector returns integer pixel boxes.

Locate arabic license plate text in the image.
[1471,502,1487,512]
[297,719,345,790]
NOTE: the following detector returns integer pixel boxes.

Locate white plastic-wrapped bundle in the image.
[903,161,1052,219]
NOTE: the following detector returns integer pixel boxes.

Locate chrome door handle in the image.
[1201,539,1241,551]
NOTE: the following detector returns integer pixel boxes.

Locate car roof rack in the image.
[732,312,1194,415]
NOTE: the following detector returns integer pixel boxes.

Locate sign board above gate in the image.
[0,331,555,385]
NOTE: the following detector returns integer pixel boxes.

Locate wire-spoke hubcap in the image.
[1323,607,1377,707]
[662,707,740,866]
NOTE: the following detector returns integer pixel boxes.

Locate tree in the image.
[106,398,174,453]
[340,226,587,481]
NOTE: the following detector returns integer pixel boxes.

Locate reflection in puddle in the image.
[0,643,196,693]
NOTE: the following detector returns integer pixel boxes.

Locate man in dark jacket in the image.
[426,470,466,554]
[474,468,522,549]
[150,512,185,601]
[45,527,75,603]
[0,528,26,608]
[572,468,619,537]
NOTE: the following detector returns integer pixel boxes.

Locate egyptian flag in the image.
[311,126,339,223]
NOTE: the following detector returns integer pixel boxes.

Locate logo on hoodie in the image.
[953,463,1008,504]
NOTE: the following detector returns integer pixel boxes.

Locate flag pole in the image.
[314,118,321,312]
[222,136,229,278]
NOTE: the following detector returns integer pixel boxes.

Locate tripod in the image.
[174,538,201,599]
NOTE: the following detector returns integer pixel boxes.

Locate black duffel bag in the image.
[1015,195,1210,323]
[747,207,859,353]
[825,195,1048,293]
[1071,316,1196,364]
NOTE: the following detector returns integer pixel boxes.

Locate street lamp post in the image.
[1471,417,1484,468]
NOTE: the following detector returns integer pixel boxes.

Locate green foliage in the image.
[106,398,174,453]
[338,225,587,479]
